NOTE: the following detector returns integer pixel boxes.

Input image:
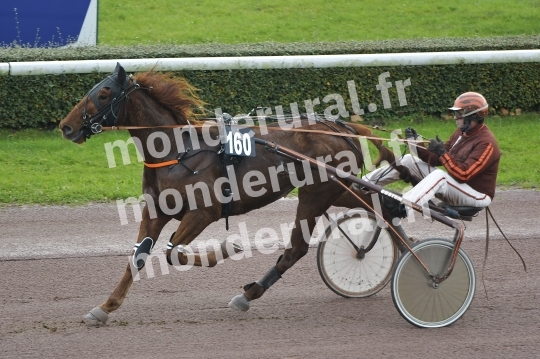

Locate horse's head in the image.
[59,63,133,143]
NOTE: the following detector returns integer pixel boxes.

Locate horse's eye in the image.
[98,87,111,101]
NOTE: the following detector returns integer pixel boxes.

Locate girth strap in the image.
[219,149,232,231]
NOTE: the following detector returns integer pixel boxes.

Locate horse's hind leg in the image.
[84,206,171,325]
[166,209,242,268]
[229,184,343,311]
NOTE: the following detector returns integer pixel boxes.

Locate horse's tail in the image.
[346,122,396,168]
[330,122,397,209]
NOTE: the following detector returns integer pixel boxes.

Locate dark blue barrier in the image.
[0,0,96,47]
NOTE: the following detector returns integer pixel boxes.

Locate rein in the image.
[100,122,427,169]
[101,123,427,144]
[101,123,426,169]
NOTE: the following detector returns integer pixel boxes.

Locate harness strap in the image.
[83,79,143,137]
[144,159,179,168]
[144,149,221,170]
[220,150,232,231]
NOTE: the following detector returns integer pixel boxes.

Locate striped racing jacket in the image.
[417,124,501,199]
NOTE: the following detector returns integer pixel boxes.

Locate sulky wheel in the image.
[391,238,476,328]
[317,210,399,298]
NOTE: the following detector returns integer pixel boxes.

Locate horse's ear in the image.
[115,62,127,86]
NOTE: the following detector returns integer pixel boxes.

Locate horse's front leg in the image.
[84,206,171,325]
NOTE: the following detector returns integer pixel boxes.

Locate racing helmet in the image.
[448,92,489,120]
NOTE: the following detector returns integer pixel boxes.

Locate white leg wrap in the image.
[84,306,109,325]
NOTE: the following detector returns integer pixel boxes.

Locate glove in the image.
[427,135,446,157]
[398,166,411,183]
[404,127,418,140]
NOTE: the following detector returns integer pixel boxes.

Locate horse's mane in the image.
[134,71,205,125]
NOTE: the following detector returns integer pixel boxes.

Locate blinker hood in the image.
[85,63,130,126]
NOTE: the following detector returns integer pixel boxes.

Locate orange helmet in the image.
[448,92,489,119]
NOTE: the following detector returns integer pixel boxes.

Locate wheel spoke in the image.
[392,239,475,328]
[317,213,398,298]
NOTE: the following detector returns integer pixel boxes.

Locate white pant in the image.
[363,154,492,208]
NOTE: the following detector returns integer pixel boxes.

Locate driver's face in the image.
[455,118,465,129]
[454,111,466,129]
[454,112,478,131]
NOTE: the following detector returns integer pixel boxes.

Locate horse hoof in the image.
[83,306,109,326]
[228,293,250,312]
[231,243,243,253]
[223,241,243,255]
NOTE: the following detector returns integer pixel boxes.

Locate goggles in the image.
[448,104,488,119]
[452,110,465,119]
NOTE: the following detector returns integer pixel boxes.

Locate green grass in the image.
[0,130,143,205]
[1,114,539,205]
[3,0,540,205]
[98,0,540,45]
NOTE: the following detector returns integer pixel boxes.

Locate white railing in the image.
[2,49,540,76]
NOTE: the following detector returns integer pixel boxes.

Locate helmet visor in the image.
[448,104,488,118]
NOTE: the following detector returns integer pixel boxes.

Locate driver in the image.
[363,91,501,212]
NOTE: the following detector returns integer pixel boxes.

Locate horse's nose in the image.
[61,125,73,136]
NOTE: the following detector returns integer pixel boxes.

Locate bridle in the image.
[81,68,142,139]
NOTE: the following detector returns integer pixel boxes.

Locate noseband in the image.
[81,71,140,139]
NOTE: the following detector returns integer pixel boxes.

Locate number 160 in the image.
[226,131,252,156]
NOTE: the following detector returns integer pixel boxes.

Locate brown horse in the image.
[59,63,395,324]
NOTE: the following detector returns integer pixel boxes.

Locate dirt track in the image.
[1,189,539,359]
